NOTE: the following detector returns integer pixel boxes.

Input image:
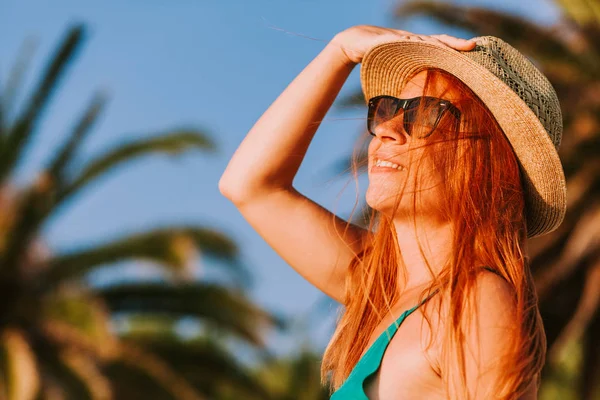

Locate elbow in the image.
[218,175,243,203]
[218,174,258,205]
[219,174,288,205]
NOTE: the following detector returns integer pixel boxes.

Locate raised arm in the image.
[219,36,365,303]
[219,26,477,303]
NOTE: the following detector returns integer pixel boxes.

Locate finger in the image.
[431,34,476,50]
[430,34,476,50]
[418,35,447,46]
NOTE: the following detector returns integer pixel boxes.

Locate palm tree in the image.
[0,24,281,400]
[249,306,333,400]
[333,0,600,398]
[252,348,330,400]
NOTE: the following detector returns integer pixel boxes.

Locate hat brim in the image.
[360,40,566,238]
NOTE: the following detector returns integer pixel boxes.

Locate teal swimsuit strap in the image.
[330,288,441,399]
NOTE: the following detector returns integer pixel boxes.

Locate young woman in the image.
[219,25,565,400]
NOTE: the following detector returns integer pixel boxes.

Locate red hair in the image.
[321,68,545,399]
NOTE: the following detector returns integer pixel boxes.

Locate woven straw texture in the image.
[360,36,567,238]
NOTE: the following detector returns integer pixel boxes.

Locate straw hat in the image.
[360,36,566,238]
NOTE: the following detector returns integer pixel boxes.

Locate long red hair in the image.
[321,68,545,399]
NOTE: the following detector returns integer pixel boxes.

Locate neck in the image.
[391,215,453,291]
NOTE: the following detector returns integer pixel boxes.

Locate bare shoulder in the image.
[436,269,517,324]
[470,268,517,322]
[438,269,523,398]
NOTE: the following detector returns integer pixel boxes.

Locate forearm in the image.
[219,40,356,202]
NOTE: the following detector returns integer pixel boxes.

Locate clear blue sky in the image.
[0,0,558,357]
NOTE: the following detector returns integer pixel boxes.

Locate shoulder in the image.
[464,269,519,375]
[469,268,517,322]
[438,268,517,324]
[444,269,521,398]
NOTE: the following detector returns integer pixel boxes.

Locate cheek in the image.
[367,137,378,159]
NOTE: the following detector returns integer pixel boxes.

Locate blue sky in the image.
[0,0,559,357]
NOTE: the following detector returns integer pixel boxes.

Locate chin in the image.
[366,188,413,218]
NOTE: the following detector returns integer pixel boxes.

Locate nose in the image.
[373,118,409,145]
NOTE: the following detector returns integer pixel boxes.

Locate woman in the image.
[219,25,565,399]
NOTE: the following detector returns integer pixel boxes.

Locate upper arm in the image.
[226,186,369,303]
[448,270,528,399]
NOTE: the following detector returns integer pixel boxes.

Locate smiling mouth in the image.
[372,158,406,172]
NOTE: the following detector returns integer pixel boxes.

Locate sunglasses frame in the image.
[367,95,461,138]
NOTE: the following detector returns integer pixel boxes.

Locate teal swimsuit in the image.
[330,290,439,400]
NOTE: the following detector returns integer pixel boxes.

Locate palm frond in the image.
[104,362,179,400]
[1,134,217,279]
[35,342,110,400]
[0,329,40,400]
[55,350,111,400]
[547,259,600,363]
[129,336,275,400]
[111,343,206,400]
[0,187,53,278]
[98,283,281,347]
[1,36,38,130]
[47,92,108,181]
[253,350,329,400]
[0,24,85,181]
[40,293,114,357]
[282,350,329,400]
[57,129,215,204]
[395,1,598,76]
[535,202,600,298]
[41,226,247,286]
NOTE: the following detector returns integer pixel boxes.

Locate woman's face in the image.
[366,70,457,220]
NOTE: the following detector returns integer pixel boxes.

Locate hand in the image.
[330,25,477,65]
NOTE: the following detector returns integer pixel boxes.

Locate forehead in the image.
[399,70,462,101]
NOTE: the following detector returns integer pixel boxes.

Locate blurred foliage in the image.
[255,349,330,400]
[333,0,600,398]
[0,24,285,399]
[239,348,329,400]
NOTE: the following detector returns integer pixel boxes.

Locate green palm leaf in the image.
[1,24,85,181]
[110,344,206,400]
[0,22,277,400]
[41,226,248,286]
[0,187,52,279]
[105,361,181,400]
[47,92,108,181]
[57,129,215,204]
[253,349,329,400]
[98,283,282,347]
[36,343,110,400]
[0,131,217,278]
[54,350,111,400]
[40,293,114,357]
[0,37,37,139]
[127,335,275,400]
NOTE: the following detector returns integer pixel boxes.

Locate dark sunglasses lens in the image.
[406,97,447,138]
[368,96,454,138]
[368,97,396,135]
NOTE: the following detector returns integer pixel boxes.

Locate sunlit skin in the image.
[361,70,535,399]
[366,70,459,291]
[221,24,538,398]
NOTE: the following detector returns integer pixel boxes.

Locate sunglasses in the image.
[367,95,461,138]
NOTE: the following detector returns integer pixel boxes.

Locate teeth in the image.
[374,158,405,171]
